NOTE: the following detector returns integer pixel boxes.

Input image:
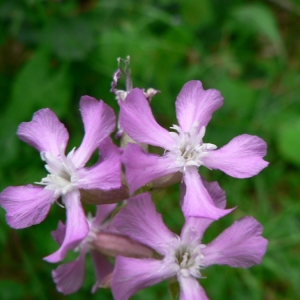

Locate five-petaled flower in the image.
[120,80,268,219]
[0,96,122,262]
[111,192,268,300]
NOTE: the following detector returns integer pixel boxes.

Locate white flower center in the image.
[36,148,78,197]
[168,123,217,172]
[165,239,206,278]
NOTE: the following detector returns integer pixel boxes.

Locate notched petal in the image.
[0,185,55,229]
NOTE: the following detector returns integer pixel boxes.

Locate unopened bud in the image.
[150,171,182,188]
[80,185,129,205]
[92,232,156,259]
[144,88,160,102]
[110,69,122,93]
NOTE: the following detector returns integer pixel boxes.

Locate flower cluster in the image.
[0,57,268,299]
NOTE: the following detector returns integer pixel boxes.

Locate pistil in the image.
[172,241,205,279]
[168,123,217,172]
[35,149,78,197]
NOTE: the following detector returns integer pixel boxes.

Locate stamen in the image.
[55,199,65,208]
[167,124,217,172]
[36,150,78,196]
[171,240,205,279]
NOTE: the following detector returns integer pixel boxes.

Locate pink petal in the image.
[180,181,227,243]
[44,190,89,263]
[182,168,233,220]
[73,96,116,167]
[111,256,176,300]
[0,185,55,229]
[203,180,226,209]
[52,250,86,294]
[113,193,176,255]
[52,221,66,245]
[120,88,175,149]
[76,137,121,190]
[202,134,268,178]
[17,108,69,157]
[98,136,120,163]
[93,203,117,228]
[202,216,268,268]
[90,250,114,293]
[178,275,209,300]
[123,143,179,194]
[175,80,223,132]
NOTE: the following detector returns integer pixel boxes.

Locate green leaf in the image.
[0,116,19,166]
[231,4,285,57]
[44,16,96,60]
[0,209,8,246]
[214,77,256,118]
[168,279,179,300]
[277,118,300,167]
[7,47,71,122]
[0,280,25,300]
[181,0,214,29]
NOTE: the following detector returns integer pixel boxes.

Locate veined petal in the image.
[98,136,121,164]
[17,108,69,157]
[44,190,89,263]
[92,204,117,228]
[203,180,226,209]
[0,185,55,229]
[175,80,223,132]
[113,193,176,254]
[52,221,66,245]
[112,256,176,300]
[120,88,175,149]
[77,138,122,190]
[52,250,86,294]
[202,134,268,178]
[90,250,114,293]
[182,168,233,220]
[73,96,116,167]
[180,181,227,243]
[202,216,268,268]
[123,143,179,194]
[178,275,209,300]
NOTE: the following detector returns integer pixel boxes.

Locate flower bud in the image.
[92,232,156,259]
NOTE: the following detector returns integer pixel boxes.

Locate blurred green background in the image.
[0,0,300,299]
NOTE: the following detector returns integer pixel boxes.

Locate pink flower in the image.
[52,204,116,294]
[111,192,268,300]
[0,96,122,262]
[120,80,268,219]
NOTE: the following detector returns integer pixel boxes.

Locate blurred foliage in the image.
[0,0,300,299]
